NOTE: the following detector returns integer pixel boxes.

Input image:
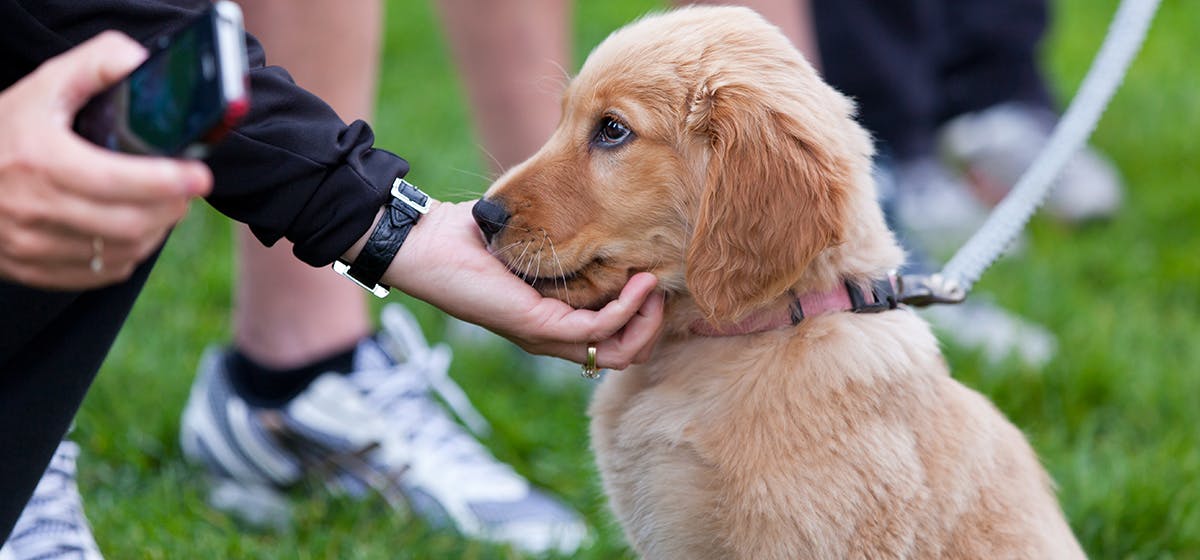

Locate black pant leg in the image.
[936,0,1056,122]
[813,0,947,160]
[0,250,160,542]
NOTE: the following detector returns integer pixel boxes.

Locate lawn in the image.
[75,0,1198,558]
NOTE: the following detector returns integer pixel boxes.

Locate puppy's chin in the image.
[524,262,631,311]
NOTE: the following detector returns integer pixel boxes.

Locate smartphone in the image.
[74,1,250,158]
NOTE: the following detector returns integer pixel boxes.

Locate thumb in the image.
[44,31,148,112]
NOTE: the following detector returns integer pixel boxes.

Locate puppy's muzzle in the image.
[472,198,510,243]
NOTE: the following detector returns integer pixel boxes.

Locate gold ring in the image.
[89,237,104,274]
[581,343,599,379]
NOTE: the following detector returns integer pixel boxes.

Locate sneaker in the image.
[920,298,1057,368]
[0,440,103,560]
[939,102,1124,222]
[180,304,587,555]
[891,156,992,259]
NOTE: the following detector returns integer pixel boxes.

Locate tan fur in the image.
[482,7,1084,559]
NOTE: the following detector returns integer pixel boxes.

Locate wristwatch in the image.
[333,178,431,297]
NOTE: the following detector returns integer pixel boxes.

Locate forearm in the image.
[4,0,404,267]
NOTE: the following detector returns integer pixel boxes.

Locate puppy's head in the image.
[477,7,901,323]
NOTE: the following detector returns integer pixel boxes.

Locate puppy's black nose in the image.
[472,198,510,243]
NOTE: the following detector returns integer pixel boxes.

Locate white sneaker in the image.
[892,157,992,259]
[180,304,587,555]
[0,441,103,560]
[939,102,1124,222]
[350,305,587,554]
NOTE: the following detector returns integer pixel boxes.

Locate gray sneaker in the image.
[892,156,993,259]
[939,102,1124,222]
[0,440,103,560]
[180,304,587,555]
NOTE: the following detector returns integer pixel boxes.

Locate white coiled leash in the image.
[897,0,1161,307]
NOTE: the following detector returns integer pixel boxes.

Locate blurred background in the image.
[75,0,1197,557]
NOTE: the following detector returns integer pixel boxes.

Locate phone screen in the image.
[125,19,225,155]
[73,3,246,157]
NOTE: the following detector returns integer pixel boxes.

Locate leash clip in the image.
[896,273,967,307]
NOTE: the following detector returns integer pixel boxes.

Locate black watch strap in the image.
[333,178,431,297]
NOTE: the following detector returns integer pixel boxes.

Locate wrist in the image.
[334,178,432,297]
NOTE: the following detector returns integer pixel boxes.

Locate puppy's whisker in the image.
[478,145,507,176]
[448,167,497,186]
[494,240,524,256]
[441,188,487,201]
[514,240,534,279]
[545,233,573,308]
[530,237,546,285]
[523,250,538,283]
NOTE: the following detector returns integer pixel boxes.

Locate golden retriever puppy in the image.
[473,6,1084,559]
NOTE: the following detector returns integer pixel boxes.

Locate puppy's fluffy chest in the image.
[587,311,1037,558]
[593,310,946,456]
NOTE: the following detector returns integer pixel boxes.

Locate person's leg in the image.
[0,255,159,541]
[435,0,570,173]
[812,0,944,161]
[937,0,1053,122]
[934,0,1123,220]
[231,0,382,373]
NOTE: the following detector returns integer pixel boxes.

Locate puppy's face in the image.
[479,7,881,321]
[478,47,698,311]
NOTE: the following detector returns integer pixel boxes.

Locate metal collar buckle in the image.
[895,273,967,307]
[846,277,899,313]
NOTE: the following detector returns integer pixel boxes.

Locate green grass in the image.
[75,0,1199,557]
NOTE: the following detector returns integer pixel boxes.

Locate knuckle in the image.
[135,236,164,261]
[168,199,191,223]
[113,215,152,244]
[121,262,138,279]
[6,230,42,260]
[1,146,42,180]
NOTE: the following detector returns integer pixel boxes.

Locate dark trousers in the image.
[0,251,160,541]
[814,0,1055,160]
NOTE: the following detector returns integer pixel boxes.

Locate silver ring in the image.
[581,343,599,379]
[89,237,104,273]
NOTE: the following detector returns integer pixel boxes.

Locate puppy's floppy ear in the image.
[684,77,853,323]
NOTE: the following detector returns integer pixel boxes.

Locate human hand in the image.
[0,31,212,290]
[384,200,665,370]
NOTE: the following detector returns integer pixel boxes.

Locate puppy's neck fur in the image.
[666,166,905,338]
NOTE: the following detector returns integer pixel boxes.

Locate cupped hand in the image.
[0,31,212,290]
[385,200,665,370]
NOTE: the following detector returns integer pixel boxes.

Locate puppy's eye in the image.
[593,116,632,147]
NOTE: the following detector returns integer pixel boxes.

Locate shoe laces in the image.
[6,441,101,559]
[351,306,522,493]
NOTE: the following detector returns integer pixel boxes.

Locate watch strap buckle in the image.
[392,178,431,214]
[333,260,390,298]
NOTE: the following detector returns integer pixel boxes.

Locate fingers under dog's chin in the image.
[533,283,621,311]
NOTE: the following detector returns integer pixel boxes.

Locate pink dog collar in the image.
[690,274,900,337]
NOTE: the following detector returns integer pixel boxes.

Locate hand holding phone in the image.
[74,1,250,158]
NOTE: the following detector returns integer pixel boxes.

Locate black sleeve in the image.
[0,0,407,266]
